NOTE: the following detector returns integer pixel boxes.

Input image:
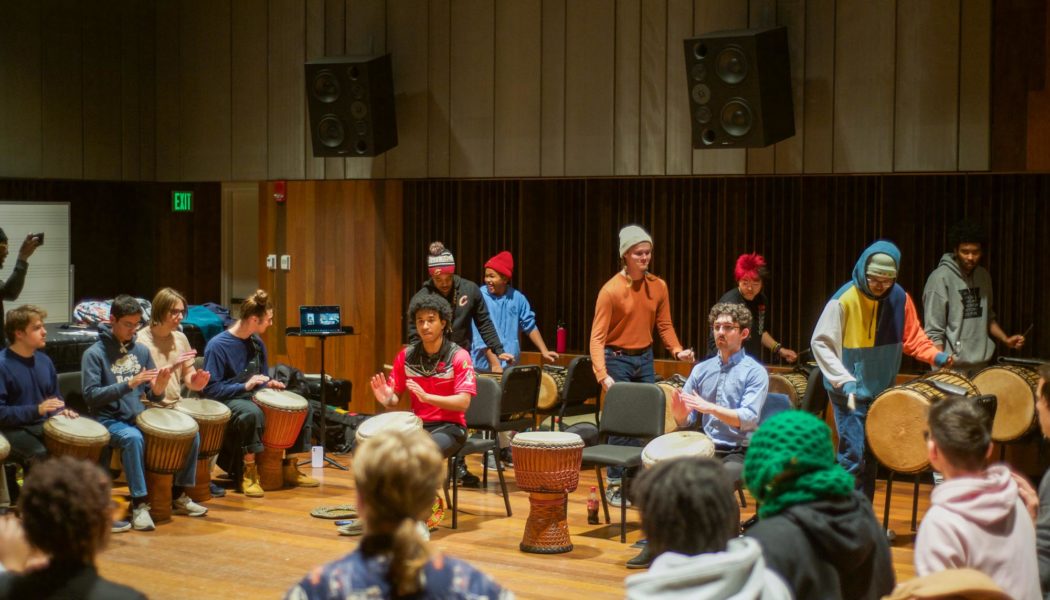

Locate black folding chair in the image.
[537,357,602,431]
[580,383,665,542]
[446,376,512,529]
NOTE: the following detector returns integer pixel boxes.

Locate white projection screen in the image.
[0,202,71,323]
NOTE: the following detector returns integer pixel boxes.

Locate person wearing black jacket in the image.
[0,456,147,599]
[743,410,895,600]
[407,242,510,486]
[0,229,41,343]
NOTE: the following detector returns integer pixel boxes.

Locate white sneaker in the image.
[132,503,155,531]
[172,493,208,517]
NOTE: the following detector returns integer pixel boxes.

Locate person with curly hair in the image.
[286,429,510,599]
[708,253,797,364]
[744,410,894,600]
[369,294,475,458]
[625,456,790,599]
[923,220,1025,375]
[0,455,146,599]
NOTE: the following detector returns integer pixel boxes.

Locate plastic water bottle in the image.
[587,486,600,524]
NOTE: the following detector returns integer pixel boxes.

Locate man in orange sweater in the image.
[589,225,694,508]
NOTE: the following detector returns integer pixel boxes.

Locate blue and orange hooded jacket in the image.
[811,241,949,401]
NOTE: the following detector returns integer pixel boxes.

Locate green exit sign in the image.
[172,191,193,212]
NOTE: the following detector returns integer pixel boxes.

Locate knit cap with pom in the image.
[743,410,855,518]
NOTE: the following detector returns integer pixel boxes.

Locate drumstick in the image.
[1021,323,1034,339]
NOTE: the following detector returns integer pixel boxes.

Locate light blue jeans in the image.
[100,417,200,499]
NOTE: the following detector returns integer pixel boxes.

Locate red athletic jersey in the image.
[388,346,475,426]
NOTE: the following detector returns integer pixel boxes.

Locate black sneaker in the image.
[626,545,652,569]
[455,460,481,488]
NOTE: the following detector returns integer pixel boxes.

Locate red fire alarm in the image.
[273,180,286,203]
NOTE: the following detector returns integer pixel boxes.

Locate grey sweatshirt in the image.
[922,252,997,367]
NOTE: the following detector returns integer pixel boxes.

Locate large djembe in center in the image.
[511,431,584,554]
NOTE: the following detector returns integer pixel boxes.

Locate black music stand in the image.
[286,325,354,470]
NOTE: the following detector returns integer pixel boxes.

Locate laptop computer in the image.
[299,305,342,334]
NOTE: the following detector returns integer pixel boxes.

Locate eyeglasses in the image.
[866,276,895,288]
[712,324,740,332]
[738,280,762,289]
[170,309,187,317]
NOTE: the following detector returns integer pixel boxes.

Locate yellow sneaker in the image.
[283,459,319,488]
[242,463,264,498]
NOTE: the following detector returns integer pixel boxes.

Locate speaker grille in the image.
[721,99,753,137]
[715,46,748,84]
[311,70,340,103]
[318,116,346,148]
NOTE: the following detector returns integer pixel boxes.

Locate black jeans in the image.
[423,421,467,458]
[1,424,48,469]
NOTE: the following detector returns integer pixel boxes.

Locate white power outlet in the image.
[266,254,277,270]
[280,255,291,271]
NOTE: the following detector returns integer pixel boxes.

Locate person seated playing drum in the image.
[0,306,77,483]
[136,288,219,497]
[81,295,206,532]
[671,302,768,484]
[625,456,791,599]
[370,295,475,459]
[202,290,317,497]
[285,429,509,599]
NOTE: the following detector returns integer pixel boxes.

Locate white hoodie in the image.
[624,537,793,600]
[915,464,1041,600]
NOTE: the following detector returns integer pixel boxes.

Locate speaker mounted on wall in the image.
[305,54,398,157]
[683,26,794,149]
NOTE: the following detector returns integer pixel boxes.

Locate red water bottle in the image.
[587,486,599,524]
[556,321,567,354]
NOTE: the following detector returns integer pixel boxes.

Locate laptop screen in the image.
[299,305,341,334]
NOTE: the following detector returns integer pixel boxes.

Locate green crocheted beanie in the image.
[744,410,854,518]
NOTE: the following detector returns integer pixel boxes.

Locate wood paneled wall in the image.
[257,180,403,413]
[9,0,1044,181]
[0,179,222,304]
[402,174,1050,372]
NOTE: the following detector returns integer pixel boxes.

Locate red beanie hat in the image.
[485,251,514,279]
[734,253,767,281]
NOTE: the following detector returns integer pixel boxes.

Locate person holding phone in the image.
[0,229,42,344]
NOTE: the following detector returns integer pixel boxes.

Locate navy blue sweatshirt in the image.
[0,348,61,428]
[202,330,269,401]
[81,324,163,422]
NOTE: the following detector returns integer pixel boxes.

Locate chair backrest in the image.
[759,392,794,423]
[57,371,88,414]
[499,365,541,418]
[800,366,829,416]
[560,356,601,407]
[598,383,665,440]
[465,376,501,429]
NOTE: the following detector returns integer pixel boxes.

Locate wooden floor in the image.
[96,453,930,599]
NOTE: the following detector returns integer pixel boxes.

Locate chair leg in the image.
[595,466,611,524]
[620,474,629,543]
[882,471,895,533]
[495,450,512,517]
[482,450,489,488]
[911,473,921,532]
[452,461,460,529]
[736,481,747,508]
[443,459,452,509]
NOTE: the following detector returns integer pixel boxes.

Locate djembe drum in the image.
[641,430,716,468]
[656,376,687,434]
[253,389,309,491]
[511,431,584,554]
[175,398,232,502]
[972,365,1040,442]
[768,371,809,409]
[43,415,110,461]
[137,407,199,523]
[866,371,977,474]
[537,368,568,411]
[355,411,423,447]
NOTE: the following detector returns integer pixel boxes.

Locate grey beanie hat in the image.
[619,225,653,257]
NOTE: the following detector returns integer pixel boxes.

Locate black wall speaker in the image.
[683,26,794,149]
[305,54,398,157]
